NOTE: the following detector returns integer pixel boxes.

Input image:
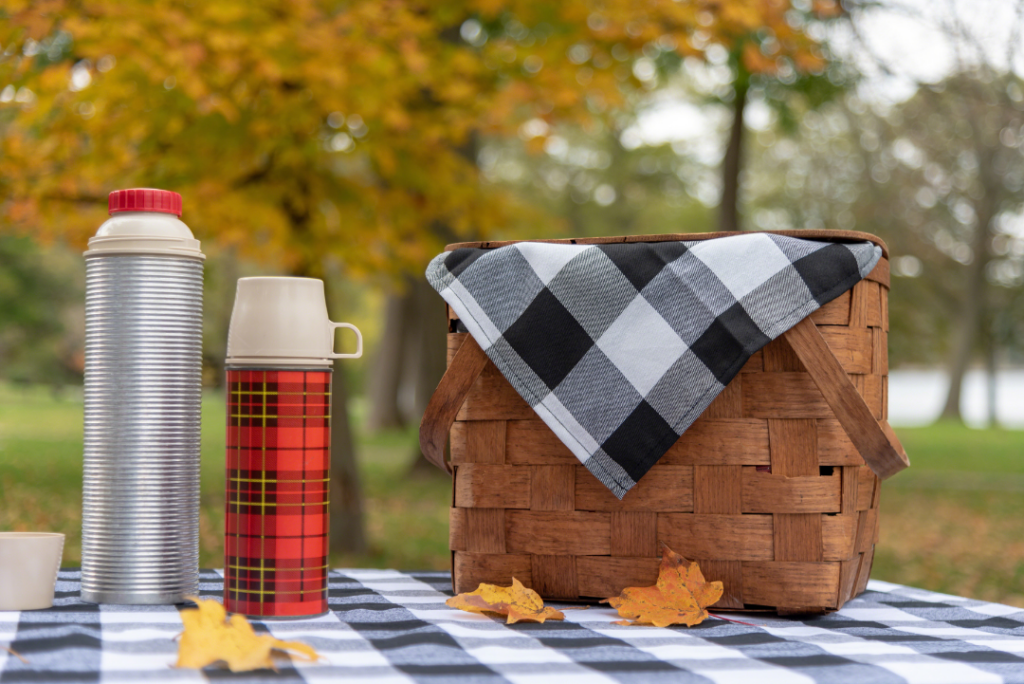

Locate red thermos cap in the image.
[108,188,182,217]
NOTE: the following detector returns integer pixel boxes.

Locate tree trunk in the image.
[985,318,998,428]
[328,365,368,554]
[718,77,749,233]
[939,287,980,422]
[940,187,995,422]
[411,276,450,420]
[202,247,238,389]
[315,264,368,555]
[405,276,450,477]
[367,290,409,431]
[270,181,367,557]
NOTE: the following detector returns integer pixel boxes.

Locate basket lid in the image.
[444,229,889,259]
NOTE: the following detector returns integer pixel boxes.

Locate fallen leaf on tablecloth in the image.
[3,646,27,664]
[602,545,723,627]
[174,597,320,671]
[446,578,565,624]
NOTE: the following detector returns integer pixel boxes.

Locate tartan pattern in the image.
[224,369,331,618]
[427,234,882,498]
[3,569,1024,683]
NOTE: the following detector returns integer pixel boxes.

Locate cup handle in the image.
[329,322,363,359]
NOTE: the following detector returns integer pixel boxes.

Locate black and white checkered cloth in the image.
[2,569,1023,683]
[427,234,881,498]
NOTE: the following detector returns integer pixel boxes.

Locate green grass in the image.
[873,424,1024,607]
[2,384,1023,606]
[0,384,90,563]
[896,422,1024,473]
[342,425,451,571]
[0,383,450,572]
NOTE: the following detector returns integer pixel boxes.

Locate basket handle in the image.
[783,317,910,479]
[418,335,490,474]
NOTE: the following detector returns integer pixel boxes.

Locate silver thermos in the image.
[81,188,204,604]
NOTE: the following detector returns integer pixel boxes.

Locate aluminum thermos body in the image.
[81,189,204,604]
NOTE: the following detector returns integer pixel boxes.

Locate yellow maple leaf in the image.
[446,578,565,624]
[602,545,724,627]
[175,597,320,672]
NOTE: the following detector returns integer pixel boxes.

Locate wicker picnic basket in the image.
[419,230,909,613]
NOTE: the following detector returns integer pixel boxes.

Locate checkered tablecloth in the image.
[3,569,1023,683]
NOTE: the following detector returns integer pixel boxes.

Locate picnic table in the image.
[2,569,1023,683]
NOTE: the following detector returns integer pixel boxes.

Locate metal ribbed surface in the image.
[82,255,203,604]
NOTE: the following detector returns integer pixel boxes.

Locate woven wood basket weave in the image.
[420,230,909,613]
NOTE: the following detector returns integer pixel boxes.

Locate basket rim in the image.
[444,229,889,259]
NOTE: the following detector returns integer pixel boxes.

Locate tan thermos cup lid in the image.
[226,277,362,367]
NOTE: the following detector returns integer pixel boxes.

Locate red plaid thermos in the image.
[223,277,362,619]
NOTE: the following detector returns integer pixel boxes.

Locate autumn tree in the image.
[742,0,1024,425]
[358,1,842,446]
[842,2,1024,423]
[704,1,844,232]
[865,74,1024,423]
[741,69,1024,424]
[0,234,82,389]
[0,0,837,548]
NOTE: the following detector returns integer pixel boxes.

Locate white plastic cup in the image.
[0,532,65,610]
[226,277,362,366]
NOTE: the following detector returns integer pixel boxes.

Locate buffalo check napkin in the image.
[427,233,881,498]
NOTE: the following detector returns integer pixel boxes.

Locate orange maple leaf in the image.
[602,545,724,627]
[446,578,565,624]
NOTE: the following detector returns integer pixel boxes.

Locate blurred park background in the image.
[2,0,1024,607]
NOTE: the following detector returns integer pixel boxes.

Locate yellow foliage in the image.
[446,577,565,624]
[0,0,834,275]
[175,597,319,672]
[743,42,779,75]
